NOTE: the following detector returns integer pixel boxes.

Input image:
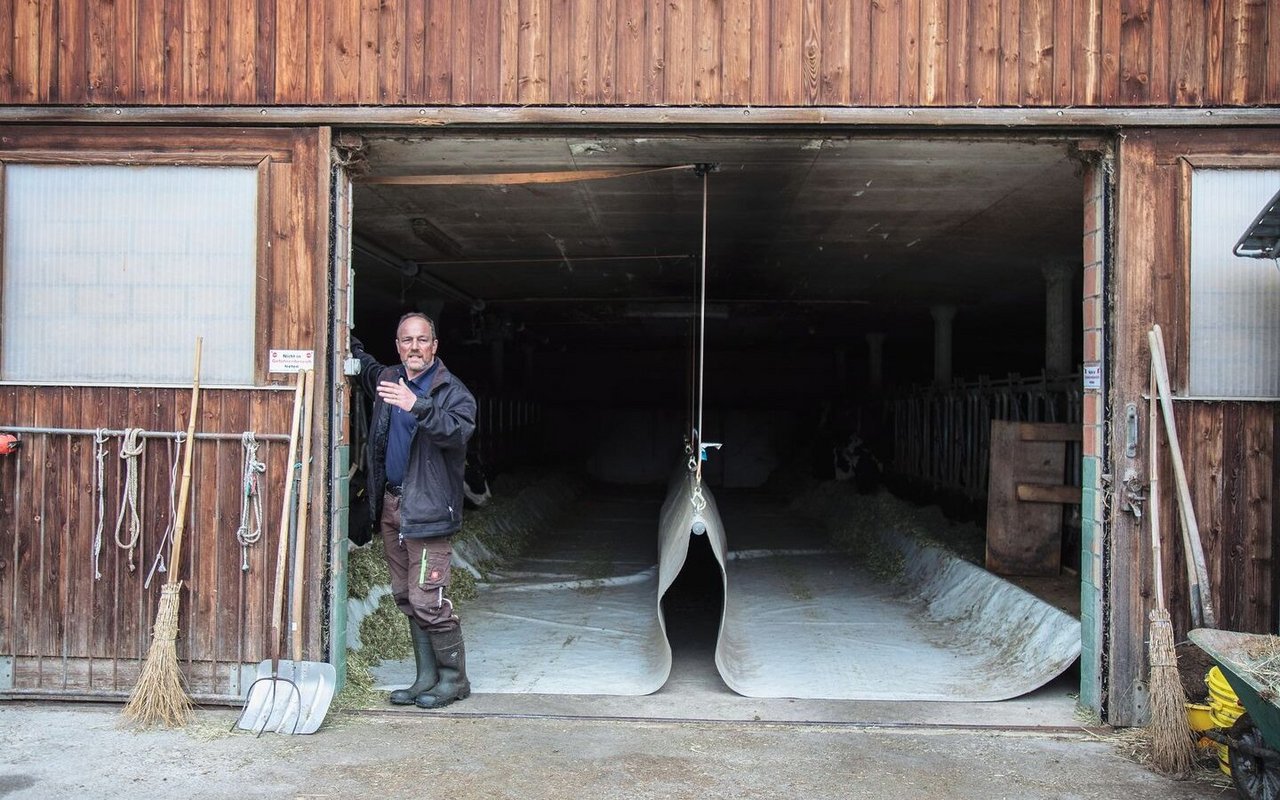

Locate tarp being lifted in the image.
[376,471,1081,700]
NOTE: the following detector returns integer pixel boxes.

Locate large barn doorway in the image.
[334,131,1087,719]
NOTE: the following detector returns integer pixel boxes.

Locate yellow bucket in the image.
[1186,702,1216,750]
[1206,666,1247,775]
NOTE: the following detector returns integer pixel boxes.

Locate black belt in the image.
[385,484,403,497]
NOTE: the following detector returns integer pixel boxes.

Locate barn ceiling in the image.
[347,132,1085,353]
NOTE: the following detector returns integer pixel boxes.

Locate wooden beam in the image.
[1018,422,1083,442]
[1016,483,1082,504]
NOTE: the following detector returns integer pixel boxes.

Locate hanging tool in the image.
[235,368,335,736]
[1148,324,1216,629]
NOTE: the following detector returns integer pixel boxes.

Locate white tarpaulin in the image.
[376,470,1080,700]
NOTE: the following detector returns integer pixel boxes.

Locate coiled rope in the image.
[144,433,184,589]
[236,431,266,571]
[113,427,145,573]
[92,428,109,580]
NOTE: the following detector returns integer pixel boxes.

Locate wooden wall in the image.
[1108,127,1279,723]
[0,126,330,698]
[1,0,1276,108]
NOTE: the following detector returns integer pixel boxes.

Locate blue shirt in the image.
[385,362,437,487]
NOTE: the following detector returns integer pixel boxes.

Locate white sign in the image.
[269,349,315,374]
[1083,364,1102,390]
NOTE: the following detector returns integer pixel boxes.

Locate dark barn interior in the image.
[347,132,1084,504]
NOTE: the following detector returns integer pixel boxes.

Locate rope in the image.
[113,427,145,573]
[144,433,184,589]
[236,431,266,571]
[91,428,109,581]
[695,167,708,487]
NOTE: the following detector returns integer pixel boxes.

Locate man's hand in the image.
[377,378,420,412]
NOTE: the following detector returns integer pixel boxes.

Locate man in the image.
[351,312,477,709]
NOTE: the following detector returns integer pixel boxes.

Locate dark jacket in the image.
[352,336,477,539]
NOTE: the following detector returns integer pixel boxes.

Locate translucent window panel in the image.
[1190,169,1280,398]
[2,164,258,384]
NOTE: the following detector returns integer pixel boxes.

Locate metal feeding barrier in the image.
[889,372,1083,502]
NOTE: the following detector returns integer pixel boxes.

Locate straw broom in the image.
[122,337,202,727]
[1146,357,1195,777]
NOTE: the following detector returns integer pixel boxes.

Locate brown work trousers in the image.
[379,490,460,633]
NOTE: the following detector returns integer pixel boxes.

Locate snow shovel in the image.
[235,369,335,735]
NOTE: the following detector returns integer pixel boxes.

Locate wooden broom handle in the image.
[290,369,316,660]
[165,337,202,587]
[1149,325,1217,628]
[1149,360,1164,610]
[270,373,307,659]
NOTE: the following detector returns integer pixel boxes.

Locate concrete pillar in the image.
[865,333,886,392]
[1042,261,1076,377]
[930,305,956,386]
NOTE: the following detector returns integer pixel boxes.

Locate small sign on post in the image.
[268,349,315,374]
[1083,364,1102,390]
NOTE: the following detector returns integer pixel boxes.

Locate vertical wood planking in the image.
[1118,0,1152,104]
[664,0,692,103]
[359,0,383,104]
[254,0,275,102]
[848,0,870,104]
[1170,0,1204,104]
[12,390,37,657]
[969,0,998,105]
[820,0,850,105]
[162,0,184,103]
[472,0,501,103]
[184,0,211,102]
[1204,0,1224,104]
[0,388,15,658]
[216,392,251,690]
[1244,403,1272,633]
[499,0,520,103]
[406,0,427,101]
[425,0,452,102]
[87,0,115,101]
[898,0,919,105]
[208,0,231,101]
[946,0,970,105]
[450,0,472,103]
[228,0,256,104]
[1269,0,1280,103]
[275,0,307,102]
[799,0,820,105]
[568,0,594,104]
[1147,0,1169,104]
[36,0,58,102]
[305,0,325,101]
[1072,0,1098,104]
[57,0,88,103]
[1020,0,1052,105]
[244,388,277,662]
[997,0,1018,104]
[598,0,618,103]
[1226,0,1266,105]
[0,0,14,104]
[326,0,360,103]
[137,0,165,102]
[380,0,407,104]
[1099,0,1121,103]
[694,0,721,105]
[644,0,664,102]
[920,0,946,105]
[1217,403,1244,629]
[748,0,768,104]
[114,0,138,101]
[61,390,91,665]
[869,0,899,104]
[518,0,550,104]
[1052,0,1074,104]
[617,0,646,102]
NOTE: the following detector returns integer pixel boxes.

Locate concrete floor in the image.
[0,701,1234,799]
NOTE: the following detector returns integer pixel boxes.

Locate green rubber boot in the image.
[415,627,471,709]
[388,623,438,705]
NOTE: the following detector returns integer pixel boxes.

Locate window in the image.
[2,164,259,384]
[1190,168,1280,398]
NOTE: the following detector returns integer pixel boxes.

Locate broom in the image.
[122,337,202,727]
[1146,357,1195,777]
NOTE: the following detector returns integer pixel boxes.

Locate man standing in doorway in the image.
[351,312,477,709]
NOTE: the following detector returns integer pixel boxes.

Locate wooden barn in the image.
[0,1,1278,727]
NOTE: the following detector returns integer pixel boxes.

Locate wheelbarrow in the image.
[1189,628,1280,799]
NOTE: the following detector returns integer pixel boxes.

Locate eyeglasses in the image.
[398,336,434,347]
